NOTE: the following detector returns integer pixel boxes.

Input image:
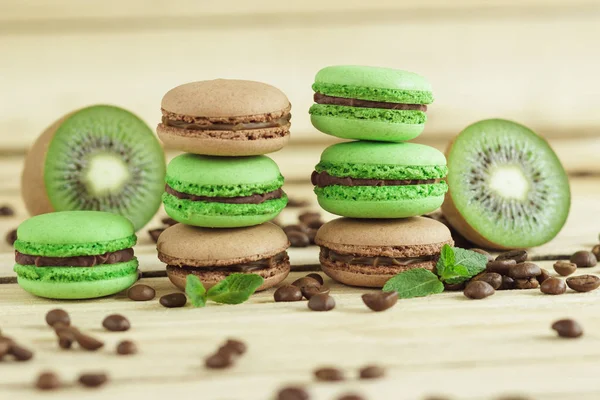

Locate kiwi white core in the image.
[83,153,130,196]
[489,165,529,201]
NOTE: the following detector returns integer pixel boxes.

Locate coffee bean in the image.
[307,229,318,245]
[570,251,597,268]
[160,293,187,308]
[314,367,344,381]
[56,328,76,349]
[308,293,335,311]
[116,340,137,355]
[5,229,17,246]
[551,319,583,338]
[362,291,398,312]
[566,275,600,292]
[305,219,324,229]
[592,245,600,262]
[127,284,155,301]
[359,365,385,379]
[9,344,33,361]
[0,205,14,216]
[0,340,11,358]
[75,333,104,351]
[498,276,516,290]
[305,273,324,285]
[45,309,70,327]
[464,281,495,299]
[286,198,310,208]
[538,269,551,284]
[554,261,577,277]
[292,277,321,290]
[444,282,466,291]
[302,285,330,300]
[205,351,234,369]
[287,231,310,247]
[514,277,539,289]
[284,224,310,234]
[274,285,303,302]
[222,339,246,356]
[337,395,365,400]
[486,259,517,275]
[102,314,130,332]
[509,262,541,279]
[161,217,178,226]
[471,272,502,290]
[470,248,494,262]
[496,250,528,263]
[540,277,566,295]
[299,212,321,224]
[148,228,164,243]
[78,373,108,388]
[36,372,60,390]
[277,386,310,400]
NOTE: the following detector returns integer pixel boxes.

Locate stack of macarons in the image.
[309,65,453,287]
[156,79,292,291]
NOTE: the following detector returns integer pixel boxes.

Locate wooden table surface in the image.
[1,179,600,400]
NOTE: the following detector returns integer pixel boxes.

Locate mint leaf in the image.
[207,273,264,304]
[436,246,488,284]
[383,269,444,299]
[441,244,455,267]
[185,275,207,307]
[452,247,488,278]
[442,264,471,284]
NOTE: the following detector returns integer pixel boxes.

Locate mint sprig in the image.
[185,275,207,307]
[436,244,488,284]
[383,269,444,299]
[206,273,264,304]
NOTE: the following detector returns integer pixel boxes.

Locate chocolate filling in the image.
[321,248,434,267]
[165,185,283,204]
[314,93,427,111]
[15,248,135,268]
[311,171,439,188]
[168,252,288,273]
[163,115,291,132]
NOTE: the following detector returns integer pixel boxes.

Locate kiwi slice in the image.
[442,119,570,249]
[22,105,165,231]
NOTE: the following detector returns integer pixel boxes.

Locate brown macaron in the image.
[315,217,453,287]
[157,79,291,156]
[157,222,290,291]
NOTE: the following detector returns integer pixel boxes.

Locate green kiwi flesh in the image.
[444,119,570,249]
[44,105,165,231]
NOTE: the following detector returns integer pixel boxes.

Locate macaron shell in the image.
[314,65,432,93]
[166,258,290,292]
[316,194,445,218]
[16,274,138,299]
[311,115,424,142]
[157,124,289,156]
[161,79,290,118]
[157,222,290,266]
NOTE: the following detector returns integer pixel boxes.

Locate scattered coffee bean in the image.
[299,212,321,224]
[338,395,364,400]
[305,219,324,229]
[498,276,516,290]
[514,277,539,289]
[566,275,600,292]
[287,198,310,208]
[277,386,310,400]
[116,340,137,355]
[284,224,310,234]
[308,293,335,311]
[359,365,385,379]
[274,285,303,302]
[496,250,528,263]
[222,339,247,356]
[592,245,600,262]
[464,281,495,299]
[570,251,597,268]
[160,293,187,308]
[362,291,398,312]
[78,373,108,388]
[307,229,318,244]
[292,277,321,290]
[314,367,344,381]
[470,248,494,262]
[554,261,577,277]
[56,327,76,349]
[127,284,156,301]
[305,273,324,286]
[36,371,60,390]
[75,333,104,351]
[444,282,466,291]
[205,351,235,369]
[102,314,130,332]
[0,339,12,358]
[540,277,566,295]
[302,285,330,300]
[148,228,164,243]
[0,205,14,216]
[287,231,310,247]
[471,272,502,290]
[551,319,583,338]
[45,309,70,327]
[486,259,517,275]
[508,262,541,279]
[5,229,17,246]
[9,344,34,361]
[161,217,178,226]
[537,268,551,284]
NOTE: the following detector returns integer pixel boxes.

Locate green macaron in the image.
[13,211,138,299]
[163,154,287,228]
[309,65,433,142]
[312,141,448,218]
